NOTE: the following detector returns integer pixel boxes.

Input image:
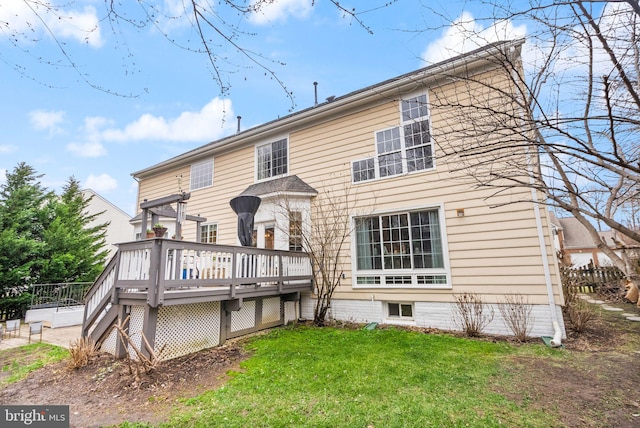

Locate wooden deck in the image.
[82,238,314,342]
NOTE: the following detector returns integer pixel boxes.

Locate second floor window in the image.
[257,138,288,180]
[190,159,213,190]
[353,94,433,183]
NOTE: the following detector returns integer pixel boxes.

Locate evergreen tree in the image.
[0,163,54,317]
[0,163,54,289]
[39,177,109,283]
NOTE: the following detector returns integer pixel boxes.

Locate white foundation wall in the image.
[301,296,566,338]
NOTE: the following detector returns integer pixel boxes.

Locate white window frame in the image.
[200,223,218,244]
[351,203,451,289]
[190,158,214,191]
[352,92,434,183]
[255,137,289,182]
[386,302,414,320]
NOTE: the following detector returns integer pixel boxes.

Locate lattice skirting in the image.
[155,302,221,360]
[100,297,287,361]
[230,300,256,332]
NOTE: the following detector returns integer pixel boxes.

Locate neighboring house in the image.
[84,40,566,361]
[82,189,133,260]
[551,213,637,268]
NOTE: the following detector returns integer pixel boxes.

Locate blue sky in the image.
[0,0,530,215]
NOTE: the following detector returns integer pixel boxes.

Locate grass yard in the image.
[0,343,69,387]
[165,326,562,428]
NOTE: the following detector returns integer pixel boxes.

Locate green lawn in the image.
[164,326,562,428]
[0,343,69,387]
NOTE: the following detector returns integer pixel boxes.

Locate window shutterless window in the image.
[289,211,303,252]
[257,138,288,180]
[354,207,448,287]
[353,94,433,183]
[388,303,413,318]
[200,223,218,244]
[190,159,213,190]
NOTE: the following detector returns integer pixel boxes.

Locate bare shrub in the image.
[111,316,166,385]
[560,267,599,332]
[498,294,534,342]
[452,292,494,337]
[566,299,599,333]
[68,337,97,369]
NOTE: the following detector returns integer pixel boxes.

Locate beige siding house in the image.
[129,39,565,340]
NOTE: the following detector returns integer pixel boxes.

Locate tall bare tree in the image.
[422,1,640,284]
[274,179,374,326]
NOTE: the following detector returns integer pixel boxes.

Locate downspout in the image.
[530,184,563,347]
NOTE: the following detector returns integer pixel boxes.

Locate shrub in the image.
[68,337,97,369]
[499,294,534,342]
[566,299,598,332]
[452,292,494,337]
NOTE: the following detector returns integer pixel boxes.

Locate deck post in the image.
[147,240,162,308]
[278,256,284,294]
[220,304,229,345]
[114,305,130,359]
[110,250,123,305]
[141,305,158,360]
[255,298,263,329]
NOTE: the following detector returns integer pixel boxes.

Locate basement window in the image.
[388,302,413,319]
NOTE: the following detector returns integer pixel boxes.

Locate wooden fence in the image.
[560,265,625,293]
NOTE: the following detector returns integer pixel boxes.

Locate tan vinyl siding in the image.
[135,58,562,307]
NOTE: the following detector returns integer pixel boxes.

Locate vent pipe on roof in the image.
[313,82,318,107]
[236,116,241,134]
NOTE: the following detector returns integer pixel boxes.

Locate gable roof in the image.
[132,39,525,180]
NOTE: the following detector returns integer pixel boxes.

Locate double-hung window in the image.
[353,94,433,182]
[289,211,303,252]
[257,138,288,181]
[190,159,213,190]
[354,207,449,288]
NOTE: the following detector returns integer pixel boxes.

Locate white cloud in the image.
[248,0,313,25]
[0,2,103,47]
[0,169,6,187]
[66,141,107,158]
[84,173,118,193]
[0,145,16,154]
[101,98,235,143]
[29,110,66,134]
[422,12,527,64]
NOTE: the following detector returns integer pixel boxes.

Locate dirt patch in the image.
[0,341,249,428]
[499,305,640,428]
[2,300,640,427]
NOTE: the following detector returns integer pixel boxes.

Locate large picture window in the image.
[354,207,448,287]
[190,159,213,190]
[353,94,433,183]
[257,138,288,180]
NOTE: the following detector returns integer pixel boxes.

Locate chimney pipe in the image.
[236,116,241,133]
[313,82,318,106]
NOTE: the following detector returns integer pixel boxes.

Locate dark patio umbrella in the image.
[229,195,262,246]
